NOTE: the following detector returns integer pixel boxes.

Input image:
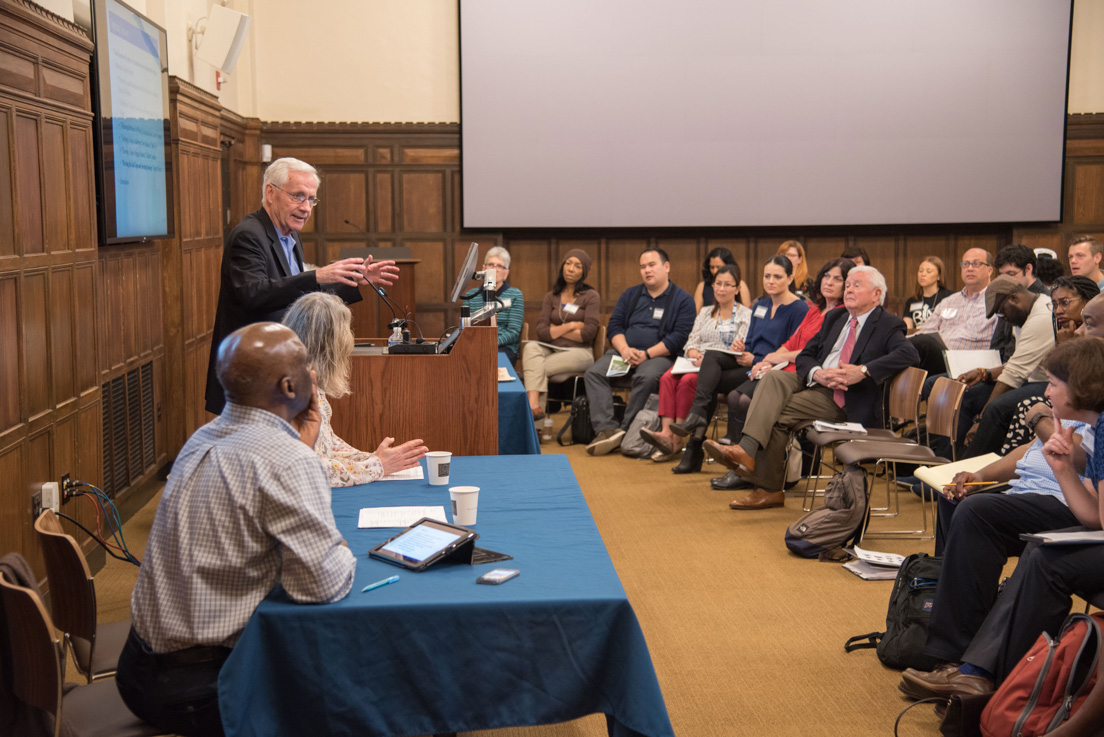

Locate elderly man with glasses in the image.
[205,157,400,415]
[908,247,999,378]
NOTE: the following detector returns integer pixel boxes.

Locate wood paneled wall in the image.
[260,117,1104,336]
[0,0,101,576]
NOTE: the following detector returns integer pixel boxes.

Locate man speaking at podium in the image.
[205,157,399,415]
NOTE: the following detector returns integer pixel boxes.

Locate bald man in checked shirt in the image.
[116,323,356,737]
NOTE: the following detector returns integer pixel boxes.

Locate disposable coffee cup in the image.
[449,486,480,526]
[426,451,452,486]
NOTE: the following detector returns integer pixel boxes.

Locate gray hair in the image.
[262,158,320,205]
[282,292,354,398]
[485,246,511,269]
[848,265,888,305]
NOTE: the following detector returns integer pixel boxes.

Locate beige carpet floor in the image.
[87,414,995,737]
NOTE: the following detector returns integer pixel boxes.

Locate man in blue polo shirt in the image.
[584,248,695,456]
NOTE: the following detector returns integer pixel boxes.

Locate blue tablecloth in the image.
[498,353,541,455]
[218,455,673,737]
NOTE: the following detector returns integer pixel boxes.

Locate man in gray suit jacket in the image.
[205,158,398,414]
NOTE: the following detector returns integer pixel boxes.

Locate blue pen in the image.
[361,575,400,593]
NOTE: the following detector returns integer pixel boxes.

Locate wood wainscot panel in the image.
[1073,164,1104,224]
[73,262,96,393]
[42,119,69,252]
[803,236,847,268]
[330,326,498,457]
[374,146,392,164]
[374,171,393,232]
[24,427,52,574]
[401,172,445,233]
[69,124,94,252]
[406,240,444,306]
[0,106,12,257]
[505,240,551,313]
[22,269,48,418]
[272,147,365,165]
[655,238,698,293]
[49,265,75,405]
[40,61,86,109]
[400,147,460,165]
[606,239,649,303]
[0,274,18,432]
[15,113,43,254]
[321,172,366,234]
[0,42,36,95]
[0,444,25,569]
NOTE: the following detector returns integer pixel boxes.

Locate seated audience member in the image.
[777,240,811,296]
[712,258,853,491]
[909,247,998,377]
[584,248,695,456]
[640,266,752,469]
[989,244,1050,359]
[521,249,601,419]
[116,323,358,737]
[693,247,752,311]
[998,277,1100,454]
[666,255,809,469]
[953,276,1053,458]
[1067,234,1104,291]
[1035,248,1065,290]
[900,339,1104,699]
[464,246,524,364]
[703,266,919,509]
[902,256,954,331]
[283,293,426,485]
[840,244,871,267]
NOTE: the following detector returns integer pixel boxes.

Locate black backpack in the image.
[557,395,626,446]
[784,465,867,557]
[845,552,942,671]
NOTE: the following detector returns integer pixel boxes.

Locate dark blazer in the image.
[795,305,919,428]
[204,208,362,414]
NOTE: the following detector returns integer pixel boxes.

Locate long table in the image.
[217,455,674,737]
[497,353,541,455]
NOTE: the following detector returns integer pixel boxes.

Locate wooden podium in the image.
[328,326,498,457]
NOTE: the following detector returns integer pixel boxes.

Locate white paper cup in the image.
[426,451,452,486]
[449,486,480,526]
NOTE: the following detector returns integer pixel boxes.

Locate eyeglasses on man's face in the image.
[275,185,320,207]
[960,260,988,269]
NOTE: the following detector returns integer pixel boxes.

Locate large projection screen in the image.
[460,0,1073,229]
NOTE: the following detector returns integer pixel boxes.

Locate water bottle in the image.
[388,325,403,347]
[542,417,553,442]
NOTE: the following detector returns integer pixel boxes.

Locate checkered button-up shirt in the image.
[914,285,998,351]
[131,403,356,652]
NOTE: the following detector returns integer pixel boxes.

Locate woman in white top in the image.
[639,266,751,470]
[283,292,427,487]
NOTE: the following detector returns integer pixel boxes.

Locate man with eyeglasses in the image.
[909,247,998,377]
[1066,234,1104,292]
[205,158,400,414]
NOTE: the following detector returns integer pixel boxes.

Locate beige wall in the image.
[47,0,1104,121]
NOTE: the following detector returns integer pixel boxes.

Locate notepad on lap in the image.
[944,350,1002,378]
[913,453,1000,491]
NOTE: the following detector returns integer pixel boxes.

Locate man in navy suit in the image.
[705,266,919,509]
[205,158,399,414]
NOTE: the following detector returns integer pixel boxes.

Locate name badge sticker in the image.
[652,307,665,320]
[563,303,579,315]
[941,308,958,319]
[753,305,768,318]
[909,302,923,312]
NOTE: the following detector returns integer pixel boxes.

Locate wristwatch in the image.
[859,365,870,377]
[643,348,651,360]
[1027,412,1052,434]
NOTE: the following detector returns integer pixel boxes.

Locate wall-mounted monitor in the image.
[89,0,174,244]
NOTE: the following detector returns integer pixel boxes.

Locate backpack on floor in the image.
[980,612,1103,737]
[845,552,943,671]
[620,394,661,458]
[784,464,867,558]
[557,395,625,446]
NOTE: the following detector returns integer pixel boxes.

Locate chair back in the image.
[33,511,98,668]
[592,325,607,361]
[886,367,927,428]
[926,377,967,457]
[0,571,63,721]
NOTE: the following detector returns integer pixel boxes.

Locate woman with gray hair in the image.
[283,292,426,486]
[463,246,525,364]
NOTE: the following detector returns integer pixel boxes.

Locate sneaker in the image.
[586,429,626,456]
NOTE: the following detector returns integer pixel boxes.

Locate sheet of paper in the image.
[671,356,700,375]
[522,340,569,351]
[1021,530,1104,545]
[913,453,1000,491]
[379,466,424,481]
[358,506,449,528]
[851,546,905,568]
[944,349,1002,378]
[606,356,630,377]
[497,366,515,382]
[812,420,867,434]
[843,559,899,581]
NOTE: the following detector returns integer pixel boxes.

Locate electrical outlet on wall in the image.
[41,482,60,513]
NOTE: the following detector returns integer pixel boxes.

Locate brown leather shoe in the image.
[728,489,784,510]
[704,440,755,475]
[898,665,995,701]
